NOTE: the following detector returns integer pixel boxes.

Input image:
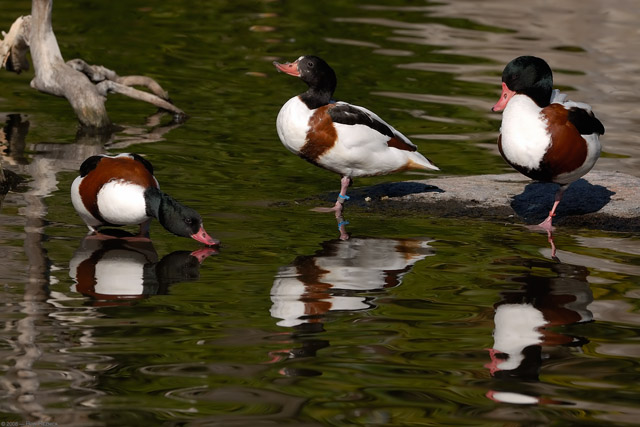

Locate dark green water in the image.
[1,0,640,425]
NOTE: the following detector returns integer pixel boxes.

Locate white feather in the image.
[335,102,416,149]
[549,89,567,104]
[500,94,551,170]
[551,89,593,112]
[276,96,313,154]
[276,97,437,177]
[97,180,149,225]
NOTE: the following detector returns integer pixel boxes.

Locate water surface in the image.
[1,0,640,425]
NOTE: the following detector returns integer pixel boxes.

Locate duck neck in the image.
[522,80,552,108]
[143,186,166,219]
[299,87,333,110]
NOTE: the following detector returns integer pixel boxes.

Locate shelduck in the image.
[71,153,218,245]
[274,55,438,215]
[492,56,605,230]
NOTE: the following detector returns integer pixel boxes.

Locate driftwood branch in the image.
[97,81,185,117]
[0,0,187,130]
[66,59,186,119]
[0,15,31,73]
[66,59,169,99]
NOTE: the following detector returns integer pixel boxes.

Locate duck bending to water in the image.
[274,55,438,216]
[492,56,604,231]
[71,153,218,245]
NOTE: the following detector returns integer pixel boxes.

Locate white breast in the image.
[97,180,149,225]
[500,95,550,170]
[276,96,313,154]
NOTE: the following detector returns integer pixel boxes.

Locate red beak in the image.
[491,82,516,112]
[190,225,219,246]
[273,59,300,77]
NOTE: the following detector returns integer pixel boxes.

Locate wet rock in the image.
[325,170,640,232]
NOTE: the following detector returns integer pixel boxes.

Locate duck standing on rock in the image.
[71,153,218,246]
[492,56,605,231]
[274,55,439,216]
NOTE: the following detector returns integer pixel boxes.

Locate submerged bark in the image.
[0,0,186,131]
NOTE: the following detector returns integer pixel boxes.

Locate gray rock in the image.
[316,170,640,232]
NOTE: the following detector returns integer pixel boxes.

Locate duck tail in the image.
[406,153,439,171]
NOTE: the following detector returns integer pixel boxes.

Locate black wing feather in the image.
[568,107,605,135]
[328,104,395,138]
[79,155,103,177]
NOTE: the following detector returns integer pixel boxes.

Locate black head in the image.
[158,197,202,237]
[296,55,337,94]
[145,188,218,245]
[502,56,553,107]
[274,55,337,109]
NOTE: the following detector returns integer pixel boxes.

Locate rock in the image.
[318,170,640,232]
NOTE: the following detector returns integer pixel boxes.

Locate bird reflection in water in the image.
[486,258,593,405]
[69,230,216,305]
[336,214,349,241]
[268,236,435,372]
[528,226,558,260]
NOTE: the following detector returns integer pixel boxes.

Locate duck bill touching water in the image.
[492,56,605,232]
[71,153,219,246]
[274,55,439,217]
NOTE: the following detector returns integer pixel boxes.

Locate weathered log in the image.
[66,59,169,100]
[66,59,186,119]
[0,15,30,73]
[0,0,186,130]
[28,0,112,129]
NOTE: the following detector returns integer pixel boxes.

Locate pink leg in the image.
[537,184,568,232]
[311,176,352,218]
[333,176,352,215]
